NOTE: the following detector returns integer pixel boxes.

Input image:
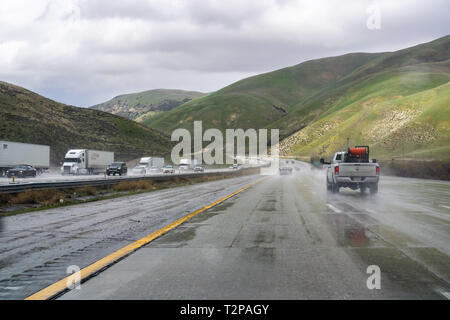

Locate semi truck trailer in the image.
[0,141,50,177]
[179,158,198,170]
[132,157,165,174]
[61,149,114,175]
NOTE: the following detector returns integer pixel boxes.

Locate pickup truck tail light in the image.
[376,166,380,175]
[335,166,339,175]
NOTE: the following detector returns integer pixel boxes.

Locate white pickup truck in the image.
[321,146,380,194]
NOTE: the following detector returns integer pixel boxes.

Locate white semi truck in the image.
[321,146,380,194]
[132,157,165,174]
[0,141,50,176]
[179,158,198,171]
[61,149,114,175]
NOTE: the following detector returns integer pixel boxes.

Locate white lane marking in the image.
[366,208,377,214]
[326,204,342,214]
[440,291,450,300]
[439,205,450,210]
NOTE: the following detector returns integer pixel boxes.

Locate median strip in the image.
[25,177,266,300]
[0,167,261,194]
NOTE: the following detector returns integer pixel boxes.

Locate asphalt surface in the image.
[1,161,449,300]
[0,174,260,299]
[58,162,450,300]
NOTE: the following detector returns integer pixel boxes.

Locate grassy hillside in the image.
[90,89,206,122]
[144,35,450,160]
[272,35,450,138]
[280,68,450,160]
[143,52,383,132]
[0,82,173,165]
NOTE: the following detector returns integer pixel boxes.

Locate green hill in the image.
[143,52,383,132]
[144,35,450,160]
[0,82,173,165]
[90,89,206,122]
[280,69,450,160]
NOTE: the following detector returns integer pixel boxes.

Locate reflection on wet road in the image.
[0,175,260,299]
[60,162,450,300]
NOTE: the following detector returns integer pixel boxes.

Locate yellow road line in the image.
[25,177,266,300]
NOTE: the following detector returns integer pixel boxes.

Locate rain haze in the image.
[0,0,450,304]
[0,0,448,107]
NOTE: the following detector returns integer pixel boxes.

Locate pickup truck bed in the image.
[324,150,379,194]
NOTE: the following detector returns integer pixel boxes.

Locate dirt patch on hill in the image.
[367,108,422,141]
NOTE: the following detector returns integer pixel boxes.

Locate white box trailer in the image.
[150,157,164,168]
[179,158,198,170]
[132,157,165,174]
[61,149,114,175]
[0,141,50,176]
[87,150,114,169]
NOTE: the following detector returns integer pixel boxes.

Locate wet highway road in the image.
[60,163,450,300]
[0,175,260,299]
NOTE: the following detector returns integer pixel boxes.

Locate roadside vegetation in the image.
[379,159,450,180]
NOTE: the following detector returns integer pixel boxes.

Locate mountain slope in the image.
[280,65,450,160]
[144,35,450,160]
[90,89,206,122]
[271,35,450,137]
[0,82,172,165]
[143,52,383,132]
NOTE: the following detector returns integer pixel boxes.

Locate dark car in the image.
[6,164,37,178]
[106,162,127,176]
[162,165,175,174]
[279,166,293,176]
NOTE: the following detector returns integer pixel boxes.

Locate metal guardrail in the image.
[0,167,261,194]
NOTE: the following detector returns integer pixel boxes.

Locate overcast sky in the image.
[0,0,448,107]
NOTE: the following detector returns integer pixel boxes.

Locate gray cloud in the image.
[0,0,448,107]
